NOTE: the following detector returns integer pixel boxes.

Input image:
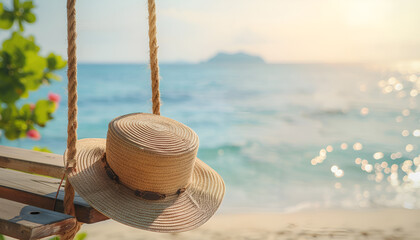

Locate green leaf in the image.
[45,72,61,81]
[0,11,14,29]
[0,85,21,103]
[13,0,19,10]
[75,232,87,240]
[0,233,5,240]
[33,99,54,126]
[4,130,18,140]
[22,1,35,10]
[0,0,36,30]
[21,51,46,90]
[21,88,29,98]
[4,119,22,140]
[3,32,39,54]
[1,105,18,123]
[19,103,32,118]
[47,53,67,70]
[0,71,26,103]
[23,12,35,23]
[33,146,52,153]
[14,119,27,131]
[0,104,33,140]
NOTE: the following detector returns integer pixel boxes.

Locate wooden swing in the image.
[0,0,161,239]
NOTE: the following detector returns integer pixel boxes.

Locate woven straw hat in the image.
[64,113,225,232]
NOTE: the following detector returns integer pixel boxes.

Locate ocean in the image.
[2,63,419,213]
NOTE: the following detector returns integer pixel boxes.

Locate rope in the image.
[148,0,161,115]
[61,0,82,239]
[58,2,161,239]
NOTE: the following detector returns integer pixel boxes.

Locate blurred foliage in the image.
[33,146,52,153]
[0,0,66,141]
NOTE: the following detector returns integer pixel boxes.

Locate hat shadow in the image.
[73,155,176,229]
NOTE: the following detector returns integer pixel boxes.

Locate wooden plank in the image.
[0,168,108,223]
[0,198,76,240]
[0,145,64,178]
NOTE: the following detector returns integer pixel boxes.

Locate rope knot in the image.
[65,158,77,174]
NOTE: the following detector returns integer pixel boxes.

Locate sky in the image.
[1,0,420,63]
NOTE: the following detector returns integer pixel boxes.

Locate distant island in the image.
[203,52,265,64]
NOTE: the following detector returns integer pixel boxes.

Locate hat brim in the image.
[65,138,225,232]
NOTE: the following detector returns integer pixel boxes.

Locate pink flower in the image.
[27,129,41,140]
[29,103,35,111]
[48,92,61,104]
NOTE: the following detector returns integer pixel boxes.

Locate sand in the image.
[80,209,420,240]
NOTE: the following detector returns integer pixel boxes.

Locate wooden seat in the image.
[0,145,109,239]
[0,198,76,240]
[0,167,108,223]
[0,145,65,179]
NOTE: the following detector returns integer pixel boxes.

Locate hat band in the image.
[100,153,187,201]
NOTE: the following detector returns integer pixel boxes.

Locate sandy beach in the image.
[80,209,420,240]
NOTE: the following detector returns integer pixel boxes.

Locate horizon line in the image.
[74,60,420,65]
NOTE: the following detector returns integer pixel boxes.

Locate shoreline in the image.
[80,208,420,239]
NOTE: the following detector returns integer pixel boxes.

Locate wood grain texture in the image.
[0,145,64,178]
[0,168,108,223]
[0,198,76,240]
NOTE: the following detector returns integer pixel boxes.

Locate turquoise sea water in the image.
[2,63,419,212]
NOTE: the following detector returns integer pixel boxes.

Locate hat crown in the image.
[106,113,199,194]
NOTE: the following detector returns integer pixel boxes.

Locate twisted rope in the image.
[59,1,161,239]
[61,0,82,239]
[148,0,161,115]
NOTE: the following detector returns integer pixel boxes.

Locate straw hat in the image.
[64,113,225,232]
